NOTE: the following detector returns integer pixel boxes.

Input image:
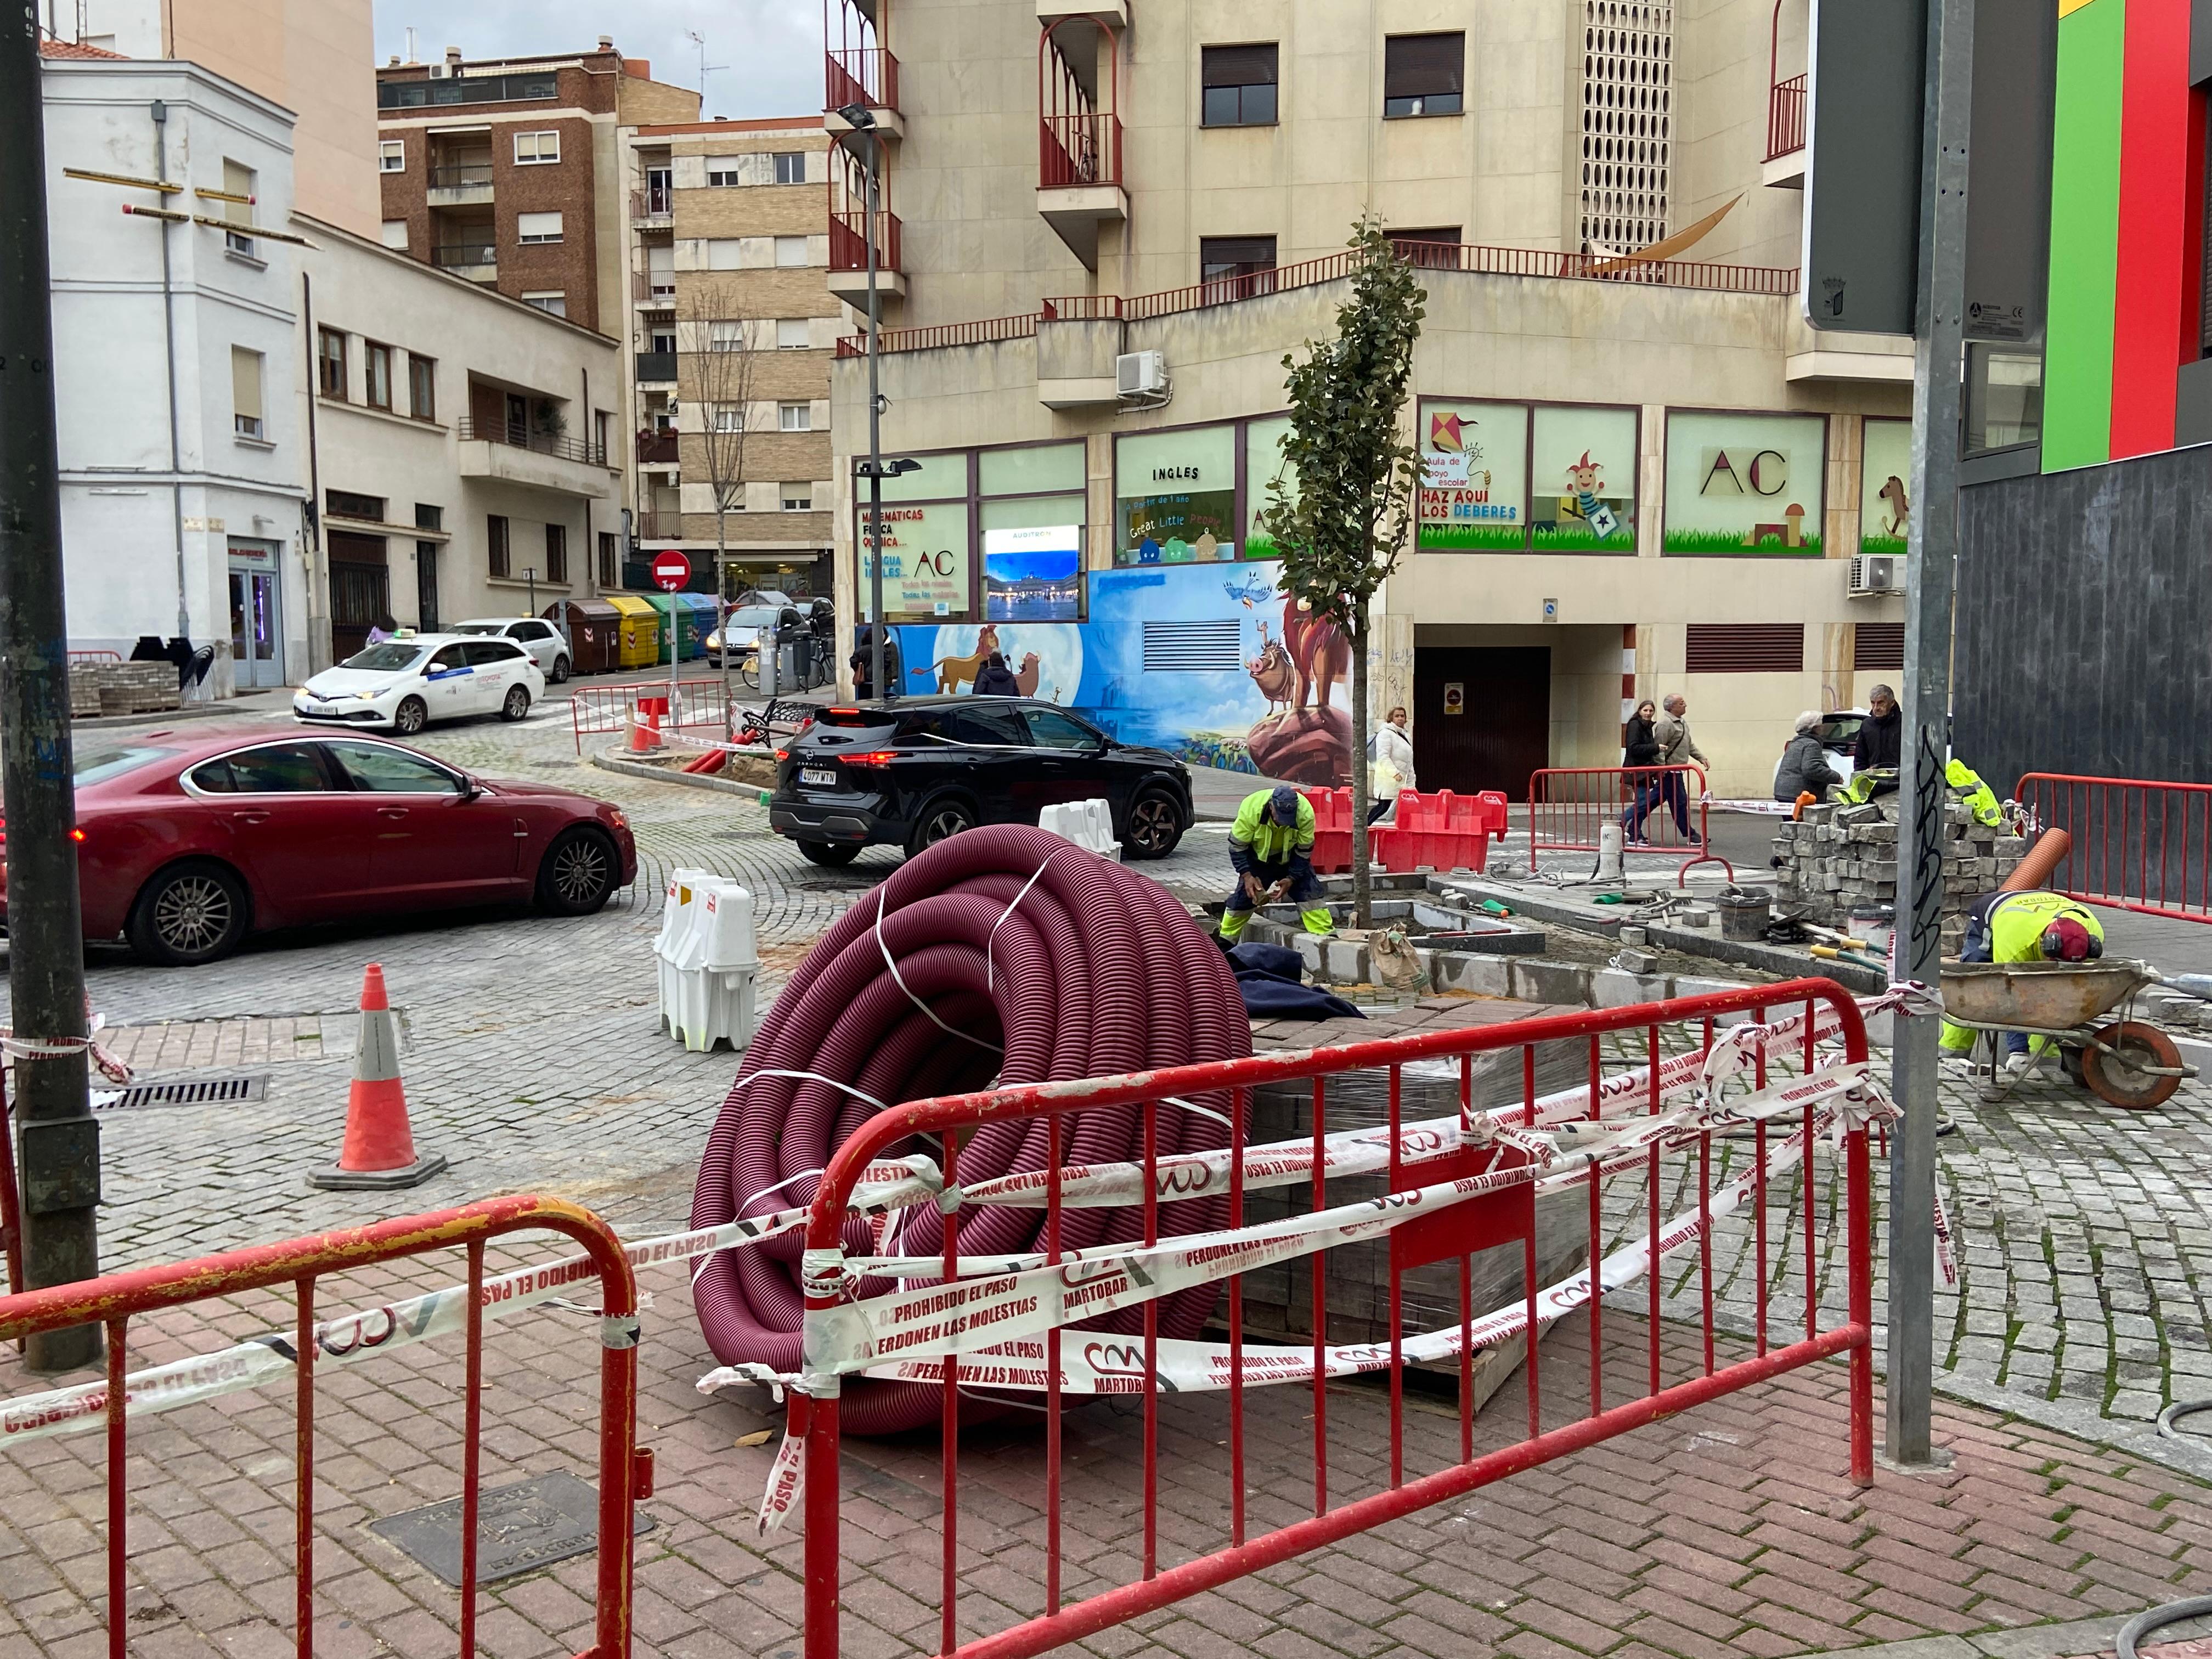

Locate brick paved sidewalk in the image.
[1,1231,2205,1659]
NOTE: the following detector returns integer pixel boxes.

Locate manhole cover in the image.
[95,1074,268,1111]
[368,1470,652,1586]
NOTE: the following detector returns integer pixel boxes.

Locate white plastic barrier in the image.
[1039,797,1119,860]
[654,872,760,1052]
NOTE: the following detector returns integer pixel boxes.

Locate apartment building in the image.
[41,44,309,695]
[374,41,697,337]
[297,217,624,664]
[621,119,839,600]
[816,0,1927,797]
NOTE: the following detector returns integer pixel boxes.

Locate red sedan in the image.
[3,729,638,966]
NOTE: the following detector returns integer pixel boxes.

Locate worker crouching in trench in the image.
[1939,890,2106,1080]
[1219,785,1338,943]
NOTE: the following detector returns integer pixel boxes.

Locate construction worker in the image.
[1220,785,1336,943]
[1940,889,2105,1079]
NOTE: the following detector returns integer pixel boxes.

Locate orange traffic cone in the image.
[629,700,663,753]
[311,964,447,1190]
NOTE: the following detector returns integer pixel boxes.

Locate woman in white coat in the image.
[1369,706,1415,825]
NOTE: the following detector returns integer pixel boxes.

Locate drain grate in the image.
[97,1074,268,1111]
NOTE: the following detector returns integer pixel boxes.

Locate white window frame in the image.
[516,211,563,245]
[710,403,744,433]
[706,163,742,188]
[708,320,746,353]
[514,129,561,166]
[777,403,811,432]
[379,139,405,173]
[773,236,809,268]
[776,318,812,349]
[230,345,264,441]
[706,238,743,270]
[380,219,409,251]
[780,483,813,511]
[772,151,807,185]
[522,290,567,317]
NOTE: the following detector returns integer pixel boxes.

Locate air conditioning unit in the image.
[1848,555,1897,597]
[1116,350,1169,397]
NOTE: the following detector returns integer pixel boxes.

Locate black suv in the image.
[769,697,1192,864]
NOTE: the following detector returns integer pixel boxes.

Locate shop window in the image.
[1201,44,1278,127]
[1859,418,1914,553]
[1530,404,1637,552]
[1384,33,1463,118]
[979,442,1084,497]
[1661,410,1826,556]
[1116,425,1238,566]
[1244,417,1296,558]
[1417,400,1531,551]
[861,497,970,621]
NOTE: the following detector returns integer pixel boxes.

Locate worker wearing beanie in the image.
[1940,889,2105,1077]
[1221,784,1336,942]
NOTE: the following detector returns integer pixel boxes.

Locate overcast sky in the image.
[371,0,821,122]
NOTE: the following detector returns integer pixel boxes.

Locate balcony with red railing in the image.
[1767,72,1807,162]
[1037,21,1126,269]
[825,0,904,137]
[829,206,902,276]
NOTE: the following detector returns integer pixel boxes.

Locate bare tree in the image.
[682,282,759,736]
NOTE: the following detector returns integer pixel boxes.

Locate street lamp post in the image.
[839,104,891,703]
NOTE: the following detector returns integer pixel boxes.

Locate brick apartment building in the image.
[374,41,696,338]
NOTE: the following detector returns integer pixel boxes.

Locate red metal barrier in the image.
[1299,787,1356,874]
[68,650,124,664]
[2016,772,2212,923]
[1530,765,1734,884]
[797,981,1876,1659]
[0,1195,641,1659]
[1375,788,1510,873]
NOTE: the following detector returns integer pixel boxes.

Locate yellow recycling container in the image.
[604,595,662,671]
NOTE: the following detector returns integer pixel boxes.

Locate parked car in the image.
[703,603,783,667]
[294,634,543,735]
[769,697,1192,862]
[1771,708,1869,795]
[5,730,637,965]
[451,616,571,682]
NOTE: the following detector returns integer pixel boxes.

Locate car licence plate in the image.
[800,766,838,787]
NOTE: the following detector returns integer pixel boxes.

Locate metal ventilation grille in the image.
[1141,619,1243,673]
[1579,0,1674,257]
[98,1074,268,1111]
[1684,623,1804,674]
[1853,621,1906,672]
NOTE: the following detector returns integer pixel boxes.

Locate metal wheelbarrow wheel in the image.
[2082,1021,2183,1110]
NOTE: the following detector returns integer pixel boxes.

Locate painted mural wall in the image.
[883,561,1355,786]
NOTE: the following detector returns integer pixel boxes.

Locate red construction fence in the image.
[1530,765,1734,883]
[794,980,1881,1659]
[0,1196,642,1659]
[1301,787,1510,874]
[2016,772,2212,924]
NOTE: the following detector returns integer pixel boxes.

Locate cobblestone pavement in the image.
[2,1243,2208,1659]
[16,699,1240,1268]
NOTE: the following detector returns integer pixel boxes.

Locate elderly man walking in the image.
[1652,694,1709,845]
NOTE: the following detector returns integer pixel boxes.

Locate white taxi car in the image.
[294,634,544,736]
[450,616,572,682]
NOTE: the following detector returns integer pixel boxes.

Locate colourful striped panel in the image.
[2110,0,2193,456]
[2041,0,2126,472]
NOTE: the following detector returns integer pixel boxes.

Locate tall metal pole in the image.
[2,15,103,1371]
[1886,0,1973,1468]
[863,126,887,703]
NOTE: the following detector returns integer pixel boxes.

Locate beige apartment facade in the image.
[621,119,839,600]
[823,0,1909,798]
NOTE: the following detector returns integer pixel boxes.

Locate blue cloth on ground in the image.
[1226,941,1365,1022]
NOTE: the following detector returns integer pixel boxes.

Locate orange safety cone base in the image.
[311,964,446,1191]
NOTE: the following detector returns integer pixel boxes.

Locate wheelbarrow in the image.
[1938,958,2200,1109]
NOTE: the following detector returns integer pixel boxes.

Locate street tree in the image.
[682,283,760,735]
[1256,219,1426,928]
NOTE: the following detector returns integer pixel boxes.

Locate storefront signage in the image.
[862,499,969,619]
[1662,410,1826,556]
[1117,425,1238,566]
[1417,400,1527,550]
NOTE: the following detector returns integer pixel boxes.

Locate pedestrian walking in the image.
[1369,705,1415,825]
[1621,698,1661,843]
[1774,709,1844,804]
[972,652,1020,695]
[1652,693,1708,843]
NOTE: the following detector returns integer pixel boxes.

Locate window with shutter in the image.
[1389,226,1463,269]
[1199,235,1278,301]
[1684,624,1804,674]
[1383,33,1463,117]
[1200,43,1278,127]
[230,347,264,439]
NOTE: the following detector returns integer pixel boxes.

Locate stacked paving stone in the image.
[1773,797,2025,952]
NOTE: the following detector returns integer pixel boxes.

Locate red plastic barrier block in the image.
[1301,787,1353,875]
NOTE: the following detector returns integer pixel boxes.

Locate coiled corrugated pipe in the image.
[692,824,1250,1434]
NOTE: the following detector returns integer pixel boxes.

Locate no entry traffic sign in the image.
[651,550,691,592]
